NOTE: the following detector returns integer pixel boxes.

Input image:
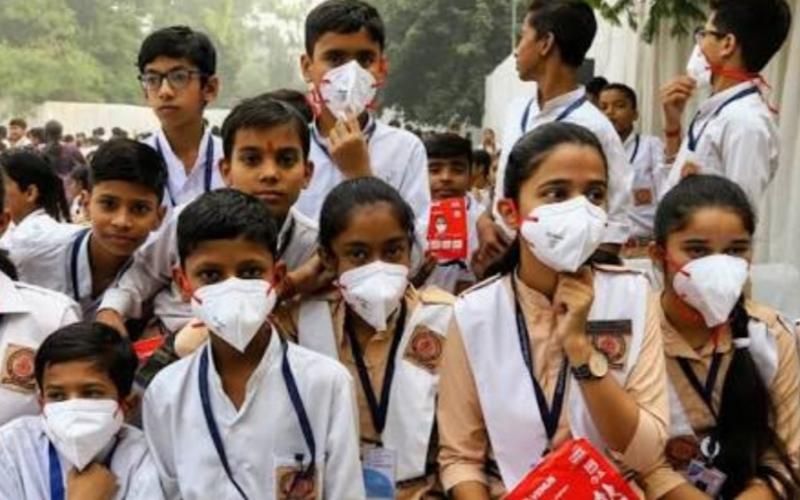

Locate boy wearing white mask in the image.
[0,322,162,500]
[642,175,800,498]
[659,0,792,206]
[297,0,431,222]
[275,177,454,499]
[142,189,364,499]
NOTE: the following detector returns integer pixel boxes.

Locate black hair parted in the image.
[90,138,168,203]
[0,150,71,222]
[318,177,415,252]
[34,322,139,398]
[221,95,311,160]
[305,0,385,56]
[137,25,217,76]
[177,189,279,265]
[424,133,474,166]
[601,83,638,111]
[527,0,597,68]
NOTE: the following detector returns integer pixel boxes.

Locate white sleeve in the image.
[141,388,180,499]
[717,116,774,206]
[99,214,180,319]
[124,452,167,500]
[59,300,82,325]
[0,441,23,500]
[322,372,365,500]
[649,137,669,197]
[600,131,633,244]
[399,138,432,221]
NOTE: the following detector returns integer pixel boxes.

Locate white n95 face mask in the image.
[339,261,409,331]
[687,45,712,91]
[319,60,378,120]
[191,278,277,352]
[672,254,749,327]
[43,399,123,471]
[520,196,607,273]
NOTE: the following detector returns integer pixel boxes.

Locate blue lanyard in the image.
[687,86,759,152]
[156,133,215,207]
[310,118,378,162]
[198,338,316,500]
[49,438,119,500]
[629,134,641,164]
[520,96,588,135]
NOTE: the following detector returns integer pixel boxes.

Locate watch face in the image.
[589,351,609,378]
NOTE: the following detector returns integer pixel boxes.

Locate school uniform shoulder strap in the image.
[745,300,792,336]
[417,285,456,306]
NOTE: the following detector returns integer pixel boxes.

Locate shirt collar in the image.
[536,86,587,118]
[511,272,554,311]
[622,131,639,149]
[697,81,758,117]
[155,127,213,169]
[660,304,733,360]
[0,271,33,314]
[205,325,283,394]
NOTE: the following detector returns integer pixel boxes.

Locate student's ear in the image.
[302,160,314,189]
[119,393,141,418]
[300,53,314,84]
[272,261,287,288]
[376,56,389,87]
[648,242,665,269]
[497,199,521,231]
[220,158,233,187]
[24,184,39,205]
[202,75,220,106]
[633,109,640,123]
[539,32,556,59]
[317,247,337,275]
[0,209,12,237]
[720,32,739,61]
[173,267,193,303]
[154,205,167,230]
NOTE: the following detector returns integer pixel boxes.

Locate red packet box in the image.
[427,198,468,262]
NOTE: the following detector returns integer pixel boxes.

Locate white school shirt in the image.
[99,204,318,332]
[659,81,779,206]
[625,133,666,239]
[296,118,431,221]
[494,86,633,244]
[0,273,81,427]
[143,128,225,208]
[0,416,163,500]
[142,332,364,500]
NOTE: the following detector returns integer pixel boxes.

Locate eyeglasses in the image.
[137,68,204,92]
[694,27,727,44]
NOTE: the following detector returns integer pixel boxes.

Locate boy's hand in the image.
[280,255,336,300]
[67,463,118,500]
[329,111,371,179]
[475,212,510,264]
[96,309,129,338]
[661,76,696,131]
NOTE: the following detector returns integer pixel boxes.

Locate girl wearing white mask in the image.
[437,122,669,499]
[276,177,454,499]
[641,175,800,499]
[0,322,162,500]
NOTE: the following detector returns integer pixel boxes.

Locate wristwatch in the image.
[571,350,609,381]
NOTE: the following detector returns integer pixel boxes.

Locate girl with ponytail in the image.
[643,174,800,499]
[1,150,71,224]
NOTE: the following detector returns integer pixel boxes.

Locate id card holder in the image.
[362,446,397,500]
[686,459,727,498]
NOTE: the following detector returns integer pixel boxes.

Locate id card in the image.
[362,446,396,500]
[685,459,727,497]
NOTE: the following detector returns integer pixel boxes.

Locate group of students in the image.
[0,0,797,499]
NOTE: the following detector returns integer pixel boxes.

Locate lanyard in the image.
[198,339,316,500]
[520,96,588,135]
[687,86,759,152]
[344,302,407,441]
[510,278,568,452]
[677,352,724,420]
[156,133,215,207]
[69,228,91,303]
[49,438,119,500]
[310,118,378,162]
[629,134,641,164]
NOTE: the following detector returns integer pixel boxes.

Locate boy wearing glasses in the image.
[659,0,791,206]
[136,26,225,208]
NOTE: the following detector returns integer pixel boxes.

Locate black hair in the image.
[424,133,474,167]
[655,175,800,497]
[261,89,314,124]
[28,127,44,144]
[177,189,278,265]
[527,0,597,68]
[44,120,62,143]
[586,76,608,96]
[489,122,608,276]
[318,177,415,253]
[34,322,138,398]
[473,149,492,177]
[90,138,167,203]
[221,95,310,161]
[70,165,90,192]
[137,26,217,77]
[8,118,26,129]
[0,150,71,222]
[305,0,385,55]
[710,0,792,72]
[601,83,638,111]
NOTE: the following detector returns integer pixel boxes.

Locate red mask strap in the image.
[710,66,780,114]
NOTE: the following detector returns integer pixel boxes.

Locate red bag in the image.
[505,439,638,500]
[426,198,468,262]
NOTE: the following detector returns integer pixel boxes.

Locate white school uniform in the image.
[0,416,163,500]
[494,86,633,244]
[142,331,364,500]
[99,204,317,333]
[659,81,779,206]
[0,272,81,427]
[296,118,431,222]
[625,133,666,239]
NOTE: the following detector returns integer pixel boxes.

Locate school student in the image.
[97,96,317,336]
[142,189,363,499]
[437,123,669,498]
[641,175,800,499]
[481,0,633,259]
[66,165,91,224]
[275,177,453,499]
[471,149,493,209]
[0,322,163,500]
[417,133,482,294]
[9,139,166,319]
[7,118,31,150]
[136,25,225,208]
[297,0,431,222]
[599,83,665,249]
[659,0,792,206]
